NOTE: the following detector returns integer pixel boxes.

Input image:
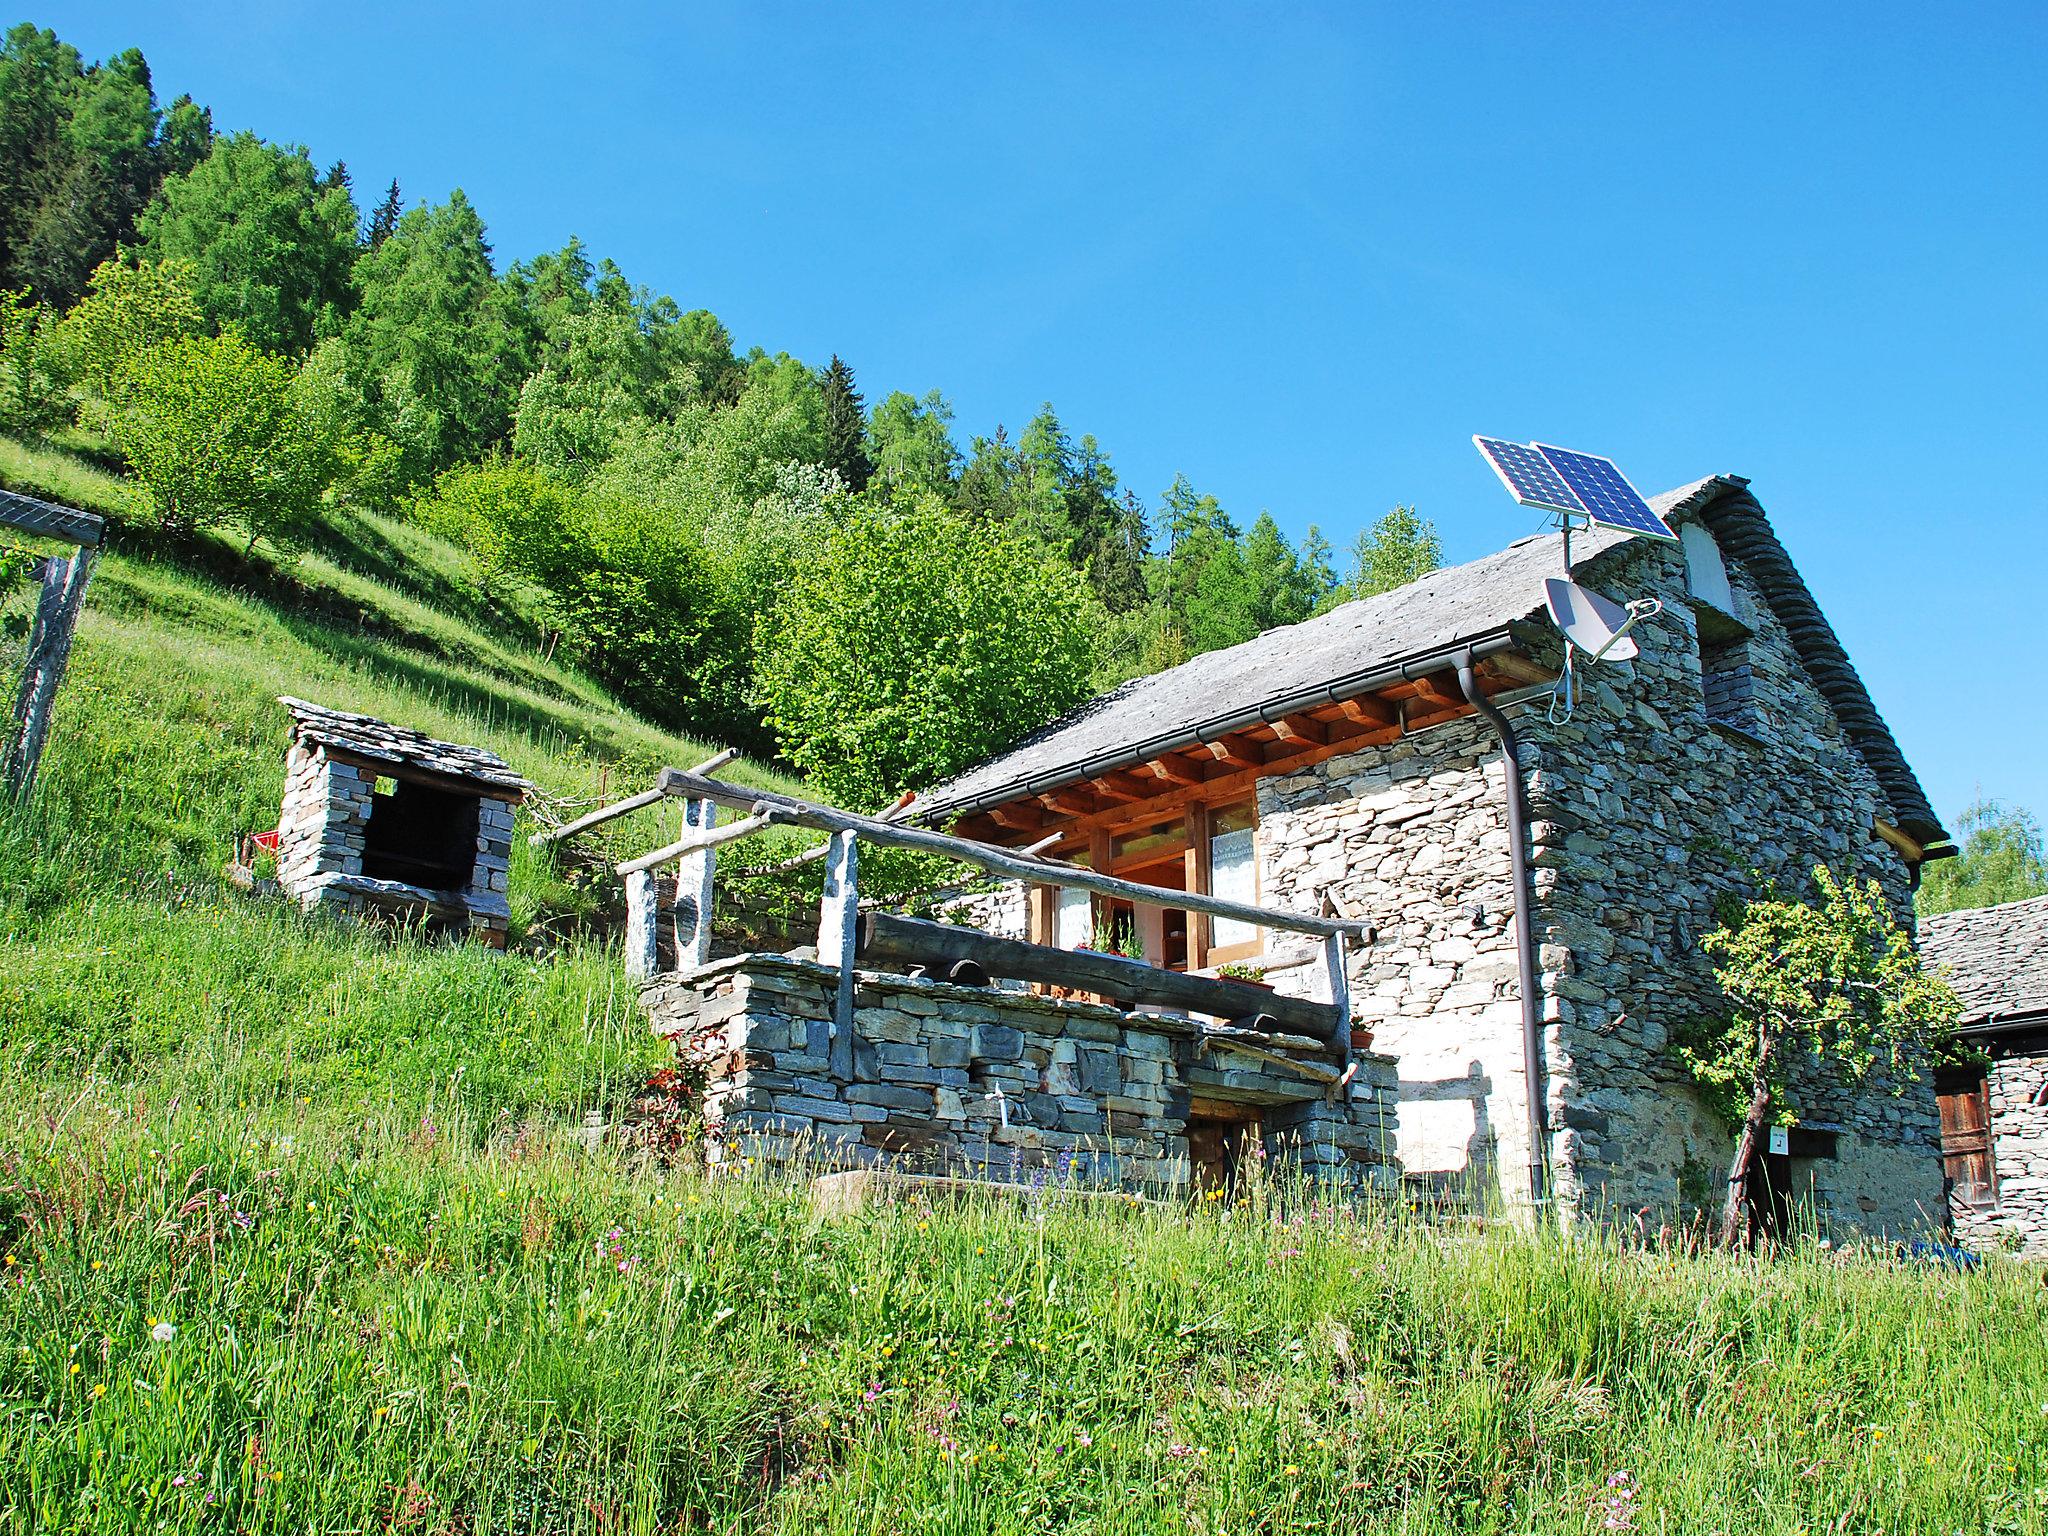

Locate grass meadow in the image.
[1,434,2045,1531]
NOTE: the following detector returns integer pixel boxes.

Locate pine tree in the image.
[323,158,351,195]
[367,178,402,248]
[818,354,872,492]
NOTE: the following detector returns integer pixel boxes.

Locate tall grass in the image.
[2,1080,2044,1533]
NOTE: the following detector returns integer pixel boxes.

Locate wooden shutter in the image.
[1936,1068,1997,1208]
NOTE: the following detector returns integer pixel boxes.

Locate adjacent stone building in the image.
[1921,894,2048,1257]
[915,474,1955,1236]
[273,698,528,945]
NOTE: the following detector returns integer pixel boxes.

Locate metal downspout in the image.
[1454,648,1550,1212]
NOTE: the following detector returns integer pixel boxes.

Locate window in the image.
[1028,799,1261,970]
[1206,802,1261,960]
[1936,1067,1997,1209]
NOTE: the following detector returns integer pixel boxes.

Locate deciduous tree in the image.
[137,131,357,354]
[1345,505,1442,600]
[103,327,328,549]
[1916,799,2048,916]
[1676,866,1959,1245]
[755,496,1099,808]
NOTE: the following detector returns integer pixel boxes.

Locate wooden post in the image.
[5,545,97,801]
[1183,803,1212,972]
[1313,932,1351,1056]
[818,830,860,1079]
[623,868,660,979]
[663,797,714,970]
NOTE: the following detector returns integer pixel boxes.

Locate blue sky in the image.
[47,1,2048,839]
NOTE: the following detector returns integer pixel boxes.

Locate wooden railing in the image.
[536,756,1374,1061]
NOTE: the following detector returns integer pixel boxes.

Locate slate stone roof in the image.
[1921,895,2048,1029]
[278,697,530,794]
[913,522,1637,820]
[919,475,1946,851]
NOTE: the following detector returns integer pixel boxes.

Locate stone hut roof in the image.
[919,476,1945,847]
[278,697,530,796]
[1921,894,2048,1031]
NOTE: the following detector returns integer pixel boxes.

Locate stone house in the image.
[1920,895,2048,1257]
[914,474,1955,1234]
[272,698,528,945]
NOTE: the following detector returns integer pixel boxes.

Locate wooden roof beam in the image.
[1141,753,1207,789]
[1088,768,1157,803]
[987,801,1045,832]
[1039,786,1101,817]
[1336,693,1399,729]
[1269,713,1329,747]
[1203,734,1264,772]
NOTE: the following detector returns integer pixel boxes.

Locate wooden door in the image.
[1936,1068,1997,1207]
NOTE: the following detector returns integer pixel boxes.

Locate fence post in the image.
[818,829,860,1080]
[623,869,660,979]
[5,545,97,801]
[673,797,717,969]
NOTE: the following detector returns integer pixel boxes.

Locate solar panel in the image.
[1473,436,1584,518]
[1532,443,1676,541]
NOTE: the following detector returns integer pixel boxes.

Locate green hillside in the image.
[0,437,2045,1534]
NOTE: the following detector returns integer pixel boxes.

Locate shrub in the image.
[0,289,68,433]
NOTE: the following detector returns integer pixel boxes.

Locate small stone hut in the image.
[1921,894,2048,1257]
[273,697,527,945]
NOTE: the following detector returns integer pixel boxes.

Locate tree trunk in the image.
[1719,1033,1777,1247]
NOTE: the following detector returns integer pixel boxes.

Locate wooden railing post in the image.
[1315,932,1351,1056]
[818,829,860,1079]
[623,869,659,979]
[673,797,717,970]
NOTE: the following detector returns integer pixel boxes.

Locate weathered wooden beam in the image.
[857,912,1343,1044]
[1481,652,1555,688]
[1040,786,1099,817]
[1088,768,1155,803]
[615,805,789,875]
[653,766,1372,940]
[987,801,1045,832]
[1143,754,1207,788]
[531,747,738,845]
[1336,694,1399,728]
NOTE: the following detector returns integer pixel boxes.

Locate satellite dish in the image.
[1544,577,1651,663]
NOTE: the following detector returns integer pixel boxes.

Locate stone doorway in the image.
[1185,1099,1264,1193]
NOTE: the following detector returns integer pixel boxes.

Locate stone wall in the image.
[1952,1046,2048,1258]
[275,742,513,942]
[642,954,1400,1195]
[1244,521,1943,1235]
